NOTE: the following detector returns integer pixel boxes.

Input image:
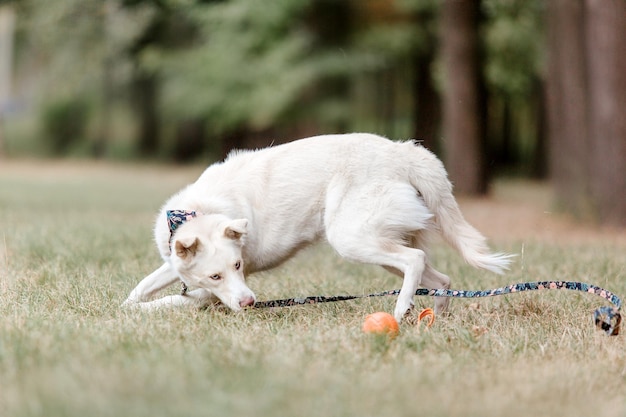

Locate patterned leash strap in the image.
[253,280,622,336]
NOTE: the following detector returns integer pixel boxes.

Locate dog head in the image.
[168,214,256,310]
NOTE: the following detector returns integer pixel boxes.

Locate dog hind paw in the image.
[394,300,415,323]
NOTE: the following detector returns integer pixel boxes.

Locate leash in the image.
[253,280,622,336]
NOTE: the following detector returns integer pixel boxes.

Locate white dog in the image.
[123,133,511,322]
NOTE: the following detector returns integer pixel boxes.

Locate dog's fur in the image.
[123,133,512,321]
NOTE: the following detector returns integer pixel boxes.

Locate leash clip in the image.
[594,306,621,336]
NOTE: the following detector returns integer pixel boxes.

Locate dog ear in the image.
[224,219,248,241]
[175,236,200,259]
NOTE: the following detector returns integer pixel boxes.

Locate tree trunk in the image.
[412,46,440,153]
[531,80,548,179]
[93,0,114,158]
[546,0,626,226]
[585,0,626,226]
[500,97,513,164]
[440,0,487,195]
[379,68,395,138]
[546,0,591,217]
[133,71,160,157]
[0,5,16,158]
[173,118,206,163]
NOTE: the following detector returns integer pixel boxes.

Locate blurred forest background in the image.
[0,0,624,225]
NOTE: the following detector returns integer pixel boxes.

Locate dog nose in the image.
[239,296,255,308]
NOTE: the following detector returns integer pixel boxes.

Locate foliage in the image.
[19,0,151,98]
[482,0,544,97]
[40,97,90,154]
[14,0,156,154]
[148,0,358,135]
[8,0,546,161]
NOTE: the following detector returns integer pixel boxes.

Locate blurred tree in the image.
[350,0,439,147]
[94,0,115,157]
[353,0,546,177]
[546,0,591,217]
[10,0,554,177]
[402,0,440,152]
[0,2,16,158]
[22,0,106,154]
[42,97,90,155]
[410,5,439,152]
[585,0,626,226]
[122,0,204,158]
[305,0,353,136]
[19,0,154,156]
[440,0,487,195]
[482,0,545,177]
[149,0,356,157]
[546,0,626,226]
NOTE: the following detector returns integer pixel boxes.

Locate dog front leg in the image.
[122,263,179,306]
[127,289,218,311]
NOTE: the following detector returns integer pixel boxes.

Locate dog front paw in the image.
[121,298,139,309]
[434,297,450,315]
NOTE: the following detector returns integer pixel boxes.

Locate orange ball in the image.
[362,312,400,338]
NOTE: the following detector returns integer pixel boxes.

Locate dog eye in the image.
[234,261,241,270]
[209,274,222,281]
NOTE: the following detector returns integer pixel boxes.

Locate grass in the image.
[1,160,625,417]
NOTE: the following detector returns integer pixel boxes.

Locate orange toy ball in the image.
[362,312,400,338]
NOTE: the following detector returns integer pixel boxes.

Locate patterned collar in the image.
[166,210,199,296]
[166,209,199,250]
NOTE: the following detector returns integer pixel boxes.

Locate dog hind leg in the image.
[325,181,432,322]
[328,231,426,323]
[383,263,450,314]
[421,265,451,314]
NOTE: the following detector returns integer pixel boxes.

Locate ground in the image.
[0,159,625,417]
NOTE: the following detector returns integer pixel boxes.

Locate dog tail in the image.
[409,144,513,274]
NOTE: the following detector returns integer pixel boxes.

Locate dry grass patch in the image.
[1,160,625,417]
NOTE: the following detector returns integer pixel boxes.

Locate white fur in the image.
[123,133,513,321]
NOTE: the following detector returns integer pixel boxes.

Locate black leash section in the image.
[253,280,622,336]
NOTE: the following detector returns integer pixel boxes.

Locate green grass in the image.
[1,160,625,417]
